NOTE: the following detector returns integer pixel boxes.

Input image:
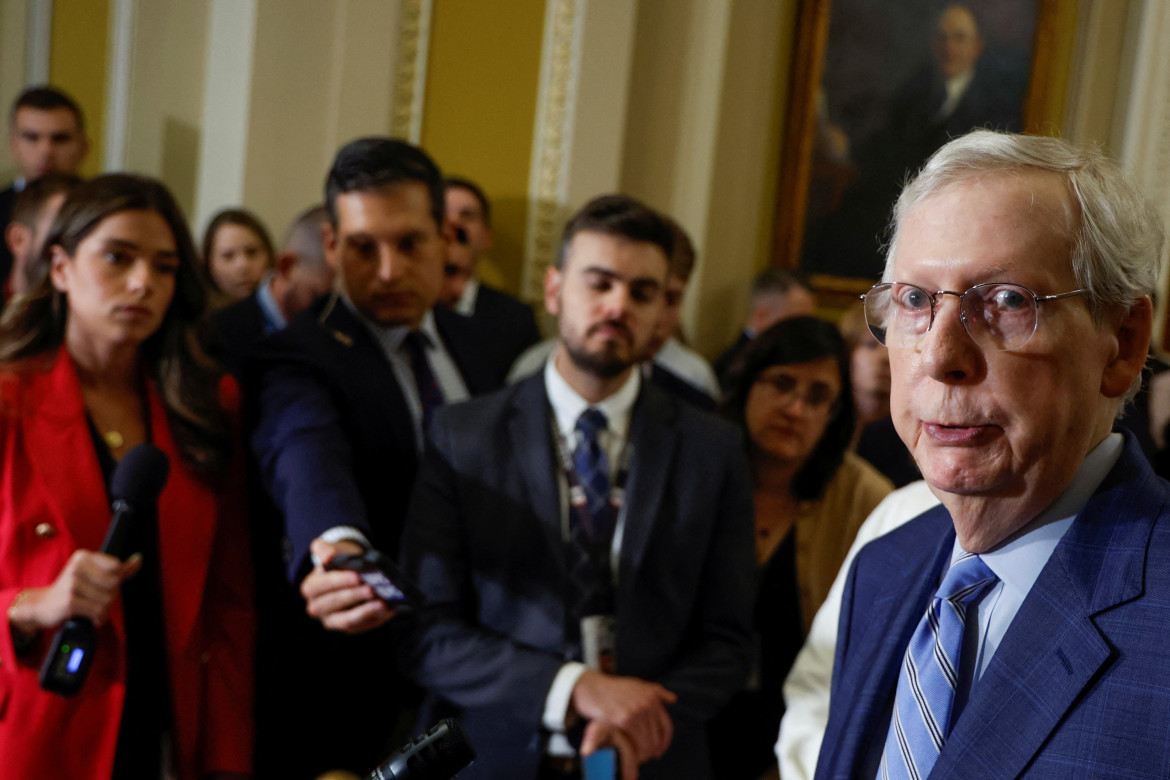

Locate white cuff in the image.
[542,662,588,732]
[310,526,371,567]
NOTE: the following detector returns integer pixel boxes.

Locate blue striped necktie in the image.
[881,552,998,780]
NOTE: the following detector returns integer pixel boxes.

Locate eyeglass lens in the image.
[759,372,837,411]
[863,283,1040,351]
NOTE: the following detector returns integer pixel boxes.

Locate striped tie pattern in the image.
[880,553,998,780]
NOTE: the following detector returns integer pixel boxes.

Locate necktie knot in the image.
[937,552,998,607]
[576,408,608,441]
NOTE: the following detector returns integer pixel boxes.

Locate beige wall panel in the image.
[121,0,211,218]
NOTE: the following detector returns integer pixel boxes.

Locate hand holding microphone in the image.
[33,443,170,696]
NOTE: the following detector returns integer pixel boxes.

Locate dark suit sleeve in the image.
[651,431,755,723]
[397,419,564,724]
[250,355,372,581]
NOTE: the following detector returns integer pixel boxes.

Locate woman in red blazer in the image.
[0,175,254,779]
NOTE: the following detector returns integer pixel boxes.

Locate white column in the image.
[194,0,258,230]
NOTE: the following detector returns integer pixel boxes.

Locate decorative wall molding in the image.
[26,0,53,85]
[522,0,584,302]
[390,0,432,143]
[104,0,137,171]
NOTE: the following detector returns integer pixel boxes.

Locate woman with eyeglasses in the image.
[708,316,892,780]
[0,175,254,780]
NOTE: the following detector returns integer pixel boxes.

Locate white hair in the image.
[885,130,1164,407]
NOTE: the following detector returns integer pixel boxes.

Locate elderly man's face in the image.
[932,5,984,80]
[888,172,1138,552]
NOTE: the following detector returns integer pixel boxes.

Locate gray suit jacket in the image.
[398,373,755,779]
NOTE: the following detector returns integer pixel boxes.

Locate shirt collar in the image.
[954,432,1125,597]
[454,277,479,316]
[544,351,640,442]
[255,273,287,332]
[341,294,436,350]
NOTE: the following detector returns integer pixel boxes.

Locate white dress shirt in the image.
[540,355,641,753]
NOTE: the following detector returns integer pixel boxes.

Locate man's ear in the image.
[274,250,299,278]
[322,222,340,271]
[47,245,71,293]
[1101,296,1153,399]
[4,222,28,257]
[544,265,562,318]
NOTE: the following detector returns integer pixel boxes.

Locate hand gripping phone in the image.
[325,549,424,609]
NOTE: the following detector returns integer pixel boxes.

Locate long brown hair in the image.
[0,174,231,479]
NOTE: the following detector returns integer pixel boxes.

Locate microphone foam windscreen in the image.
[110,443,171,504]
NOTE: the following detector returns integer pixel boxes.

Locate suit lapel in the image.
[24,350,110,553]
[320,295,418,455]
[508,376,563,566]
[434,304,498,394]
[936,436,1161,778]
[617,384,679,588]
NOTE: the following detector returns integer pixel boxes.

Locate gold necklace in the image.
[104,430,125,449]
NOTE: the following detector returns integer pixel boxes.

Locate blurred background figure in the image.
[708,316,891,779]
[201,207,275,306]
[1,86,89,304]
[442,176,540,369]
[713,268,816,389]
[438,224,475,309]
[0,174,254,780]
[839,301,920,487]
[211,204,334,377]
[2,171,80,302]
[836,302,889,434]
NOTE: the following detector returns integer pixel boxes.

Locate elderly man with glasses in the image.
[814,130,1170,780]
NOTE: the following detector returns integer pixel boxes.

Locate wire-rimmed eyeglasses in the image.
[860,282,1089,351]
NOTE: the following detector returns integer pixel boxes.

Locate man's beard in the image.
[564,334,633,379]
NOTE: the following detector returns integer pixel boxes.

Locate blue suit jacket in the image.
[816,432,1170,779]
[244,294,507,777]
[398,374,755,779]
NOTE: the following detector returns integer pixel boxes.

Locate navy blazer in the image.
[817,432,1170,779]
[210,291,268,378]
[467,283,541,370]
[245,294,507,776]
[247,293,507,579]
[398,374,755,779]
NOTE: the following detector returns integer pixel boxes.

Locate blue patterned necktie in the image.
[573,408,611,536]
[564,407,614,660]
[881,552,999,780]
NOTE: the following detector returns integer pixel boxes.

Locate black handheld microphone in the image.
[39,443,170,697]
[367,718,476,780]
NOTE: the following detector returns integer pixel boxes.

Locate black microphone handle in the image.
[367,718,476,780]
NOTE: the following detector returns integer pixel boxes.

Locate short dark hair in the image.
[721,316,856,501]
[444,176,491,225]
[751,268,812,301]
[201,207,276,292]
[10,86,85,133]
[325,137,444,229]
[557,195,674,270]
[10,172,82,227]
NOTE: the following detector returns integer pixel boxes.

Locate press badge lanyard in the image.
[549,412,633,562]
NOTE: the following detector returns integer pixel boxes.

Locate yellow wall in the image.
[49,0,109,177]
[420,0,545,295]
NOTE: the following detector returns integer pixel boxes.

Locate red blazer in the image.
[0,348,255,779]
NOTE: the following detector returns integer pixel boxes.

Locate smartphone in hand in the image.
[325,549,423,609]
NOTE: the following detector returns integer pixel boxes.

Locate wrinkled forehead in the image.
[891,171,1078,283]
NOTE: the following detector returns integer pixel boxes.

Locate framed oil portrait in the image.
[774,0,1076,308]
